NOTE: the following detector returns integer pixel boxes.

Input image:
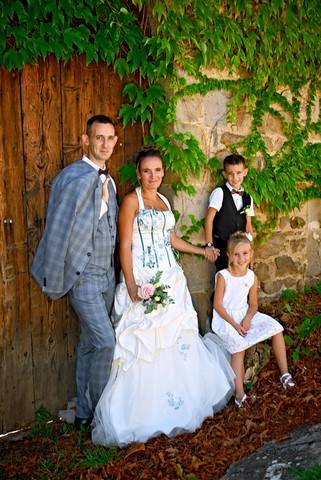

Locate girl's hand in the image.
[233,322,247,337]
[241,317,251,332]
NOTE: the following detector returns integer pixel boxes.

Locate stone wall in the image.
[162,70,321,329]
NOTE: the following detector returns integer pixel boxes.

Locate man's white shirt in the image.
[82,155,117,218]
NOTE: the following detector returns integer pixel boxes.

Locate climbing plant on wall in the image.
[1,0,321,239]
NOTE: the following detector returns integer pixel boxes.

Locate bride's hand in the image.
[128,284,140,302]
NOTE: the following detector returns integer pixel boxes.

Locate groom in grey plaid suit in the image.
[32,115,118,428]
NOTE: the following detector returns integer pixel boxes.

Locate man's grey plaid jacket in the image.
[31,159,115,299]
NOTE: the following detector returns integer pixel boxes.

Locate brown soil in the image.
[1,290,321,480]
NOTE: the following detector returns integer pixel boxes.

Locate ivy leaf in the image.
[60,0,74,17]
[2,48,20,69]
[37,39,50,58]
[44,0,57,16]
[146,83,166,103]
[284,334,294,345]
[118,162,137,185]
[119,103,138,126]
[114,58,129,79]
[292,346,301,363]
[85,45,98,64]
[153,2,167,21]
[63,27,88,51]
[140,109,152,124]
[78,6,97,28]
[131,0,144,10]
[123,83,138,102]
[11,0,28,21]
[12,26,27,45]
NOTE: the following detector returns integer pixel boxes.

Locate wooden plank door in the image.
[22,55,78,419]
[0,55,144,433]
[0,69,34,432]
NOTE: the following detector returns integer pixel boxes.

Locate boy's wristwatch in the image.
[204,242,214,248]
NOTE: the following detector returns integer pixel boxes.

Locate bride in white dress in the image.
[92,147,235,447]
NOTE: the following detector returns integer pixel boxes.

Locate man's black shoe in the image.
[74,416,93,431]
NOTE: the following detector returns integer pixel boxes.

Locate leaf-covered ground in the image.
[1,289,321,480]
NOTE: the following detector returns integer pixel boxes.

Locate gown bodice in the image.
[132,187,177,271]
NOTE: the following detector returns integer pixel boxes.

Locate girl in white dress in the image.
[92,147,235,447]
[212,231,295,408]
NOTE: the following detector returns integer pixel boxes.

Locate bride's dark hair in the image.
[135,146,163,171]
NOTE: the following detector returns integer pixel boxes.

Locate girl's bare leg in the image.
[231,350,246,400]
[271,332,288,375]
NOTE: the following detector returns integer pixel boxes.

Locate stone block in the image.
[174,121,206,149]
[261,279,283,295]
[278,216,290,229]
[289,216,306,229]
[235,105,252,135]
[261,134,287,155]
[307,199,321,224]
[261,112,283,134]
[283,277,297,289]
[172,191,209,239]
[255,232,285,260]
[180,254,215,292]
[275,255,299,276]
[176,95,204,124]
[290,238,306,253]
[190,291,213,334]
[244,343,271,384]
[306,236,321,277]
[220,132,245,147]
[204,91,229,128]
[254,262,272,281]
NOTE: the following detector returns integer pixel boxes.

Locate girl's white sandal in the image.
[235,393,247,408]
[280,373,295,389]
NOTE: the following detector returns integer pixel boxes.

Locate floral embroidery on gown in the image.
[92,187,235,447]
[211,269,284,354]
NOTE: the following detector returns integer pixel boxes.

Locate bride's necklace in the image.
[141,191,165,211]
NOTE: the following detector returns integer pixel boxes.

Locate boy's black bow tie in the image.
[231,189,244,196]
[98,169,107,176]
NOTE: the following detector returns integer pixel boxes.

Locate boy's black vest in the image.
[212,185,251,241]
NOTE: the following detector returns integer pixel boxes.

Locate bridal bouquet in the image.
[138,271,175,314]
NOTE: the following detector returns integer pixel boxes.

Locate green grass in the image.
[77,445,118,469]
[280,288,298,302]
[289,464,321,480]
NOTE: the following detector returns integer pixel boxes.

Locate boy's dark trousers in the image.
[213,236,228,272]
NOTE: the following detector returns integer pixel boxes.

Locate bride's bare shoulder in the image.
[120,190,139,212]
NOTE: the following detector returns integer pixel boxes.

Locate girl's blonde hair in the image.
[227,231,252,266]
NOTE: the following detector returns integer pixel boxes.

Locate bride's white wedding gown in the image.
[92,187,235,447]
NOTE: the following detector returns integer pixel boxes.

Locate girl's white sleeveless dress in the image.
[212,269,284,353]
[92,188,235,447]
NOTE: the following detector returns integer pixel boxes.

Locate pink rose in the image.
[139,283,155,300]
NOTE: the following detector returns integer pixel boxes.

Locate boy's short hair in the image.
[86,115,115,134]
[223,154,246,170]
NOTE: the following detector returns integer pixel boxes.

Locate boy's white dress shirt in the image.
[208,182,254,216]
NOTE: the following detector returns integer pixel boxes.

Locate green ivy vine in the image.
[1,0,321,240]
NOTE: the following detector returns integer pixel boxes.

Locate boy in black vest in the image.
[204,154,254,272]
